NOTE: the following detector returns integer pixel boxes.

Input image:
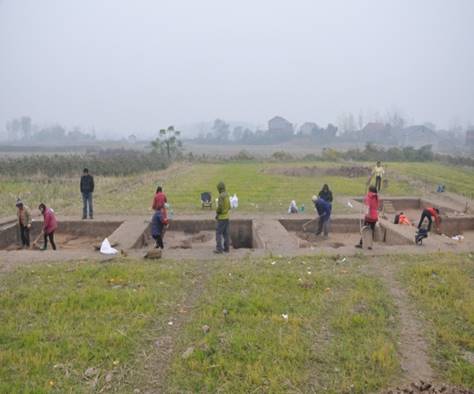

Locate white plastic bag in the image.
[100,238,118,255]
[230,194,239,209]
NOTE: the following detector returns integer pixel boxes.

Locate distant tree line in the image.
[4,116,96,143]
[191,114,470,154]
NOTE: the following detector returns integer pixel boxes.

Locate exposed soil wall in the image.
[134,219,258,249]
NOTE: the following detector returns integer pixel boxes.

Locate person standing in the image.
[214,181,231,254]
[313,196,332,237]
[372,161,385,192]
[355,185,379,250]
[318,184,333,203]
[16,199,32,248]
[80,168,94,219]
[39,203,57,250]
[152,185,167,211]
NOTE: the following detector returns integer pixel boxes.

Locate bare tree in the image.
[151,126,183,160]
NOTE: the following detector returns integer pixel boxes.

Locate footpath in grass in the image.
[399,253,474,389]
[165,256,399,393]
[0,259,193,393]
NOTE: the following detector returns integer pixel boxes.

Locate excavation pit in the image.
[134,219,261,250]
[0,220,123,251]
[279,217,413,248]
[439,216,474,241]
[353,197,456,224]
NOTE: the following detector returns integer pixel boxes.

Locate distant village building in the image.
[268,116,294,136]
[399,125,438,148]
[466,129,474,147]
[299,122,319,136]
[360,122,392,143]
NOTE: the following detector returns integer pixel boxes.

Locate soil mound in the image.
[385,381,474,394]
[268,165,371,178]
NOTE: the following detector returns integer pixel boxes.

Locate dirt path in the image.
[369,261,435,385]
[118,261,212,393]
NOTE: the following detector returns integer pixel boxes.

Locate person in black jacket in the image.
[80,168,94,219]
[318,184,333,203]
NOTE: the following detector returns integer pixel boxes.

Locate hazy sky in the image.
[0,0,473,137]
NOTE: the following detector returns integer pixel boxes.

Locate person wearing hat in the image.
[16,199,32,248]
[214,181,231,254]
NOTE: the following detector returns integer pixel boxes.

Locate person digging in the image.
[312,196,332,238]
[355,185,379,250]
[214,181,231,254]
[417,207,441,234]
[151,208,169,249]
[38,203,58,251]
[16,198,32,249]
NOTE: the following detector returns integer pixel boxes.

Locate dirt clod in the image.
[144,249,162,259]
[386,381,474,394]
[181,346,194,359]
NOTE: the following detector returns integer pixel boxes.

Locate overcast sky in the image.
[0,0,473,137]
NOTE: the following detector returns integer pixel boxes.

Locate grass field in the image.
[399,253,474,388]
[4,160,473,218]
[166,256,398,393]
[0,259,194,393]
[1,254,474,392]
[389,162,474,198]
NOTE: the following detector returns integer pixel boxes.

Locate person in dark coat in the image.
[314,197,332,237]
[318,184,333,203]
[80,168,95,219]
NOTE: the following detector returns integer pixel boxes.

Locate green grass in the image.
[0,259,192,393]
[4,160,472,218]
[2,160,472,218]
[166,256,399,393]
[399,253,474,388]
[4,253,474,392]
[389,162,474,197]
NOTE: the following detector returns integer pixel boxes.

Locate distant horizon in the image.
[1,1,473,138]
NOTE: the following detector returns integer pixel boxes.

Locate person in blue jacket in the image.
[151,209,168,249]
[313,196,332,237]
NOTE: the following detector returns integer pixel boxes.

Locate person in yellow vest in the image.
[372,161,385,192]
[214,181,231,254]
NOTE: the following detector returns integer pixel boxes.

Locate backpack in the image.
[415,228,428,245]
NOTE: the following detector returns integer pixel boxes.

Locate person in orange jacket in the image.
[394,212,411,225]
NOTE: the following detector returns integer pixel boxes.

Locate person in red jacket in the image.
[39,203,58,250]
[152,186,167,211]
[417,207,441,233]
[355,185,379,250]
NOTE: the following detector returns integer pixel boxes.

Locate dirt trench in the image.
[368,261,434,386]
[114,262,212,393]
